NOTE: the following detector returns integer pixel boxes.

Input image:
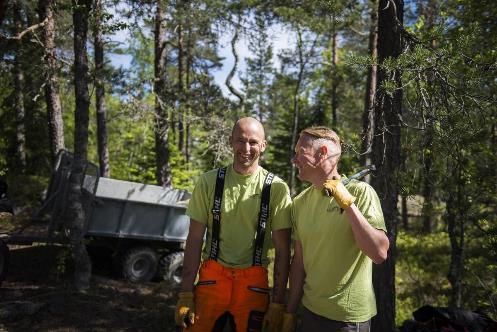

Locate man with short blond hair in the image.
[282,126,389,332]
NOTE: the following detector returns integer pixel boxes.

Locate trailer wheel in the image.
[120,247,158,283]
[160,251,184,286]
[0,240,8,286]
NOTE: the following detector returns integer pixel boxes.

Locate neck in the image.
[233,163,259,175]
[311,166,340,187]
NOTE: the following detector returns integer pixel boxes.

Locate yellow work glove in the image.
[323,179,356,209]
[175,291,195,328]
[262,302,285,332]
[281,312,297,332]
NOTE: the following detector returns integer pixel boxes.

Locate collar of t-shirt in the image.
[229,164,261,184]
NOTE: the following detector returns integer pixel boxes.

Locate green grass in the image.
[396,230,452,323]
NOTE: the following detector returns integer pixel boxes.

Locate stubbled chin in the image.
[237,154,257,166]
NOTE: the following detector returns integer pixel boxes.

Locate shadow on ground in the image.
[0,245,180,331]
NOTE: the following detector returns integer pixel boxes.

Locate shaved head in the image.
[230,117,267,175]
[232,117,265,140]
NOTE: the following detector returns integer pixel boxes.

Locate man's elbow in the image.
[372,238,389,264]
[372,249,388,264]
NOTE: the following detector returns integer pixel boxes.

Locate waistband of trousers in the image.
[201,260,268,278]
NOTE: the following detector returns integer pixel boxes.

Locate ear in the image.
[319,145,328,159]
[260,139,267,153]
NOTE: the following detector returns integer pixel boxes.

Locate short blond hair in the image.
[300,126,341,145]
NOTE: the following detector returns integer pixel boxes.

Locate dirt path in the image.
[0,245,180,331]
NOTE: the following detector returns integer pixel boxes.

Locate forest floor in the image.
[0,244,180,332]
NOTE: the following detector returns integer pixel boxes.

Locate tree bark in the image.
[289,28,305,196]
[66,0,92,292]
[185,22,193,164]
[0,0,6,27]
[422,127,434,233]
[330,17,338,127]
[361,0,378,169]
[371,0,403,331]
[177,21,185,154]
[39,0,65,162]
[13,0,27,171]
[154,0,172,187]
[420,0,438,233]
[401,195,408,230]
[446,160,464,307]
[94,0,110,177]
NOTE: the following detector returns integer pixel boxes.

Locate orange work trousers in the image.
[185,260,270,332]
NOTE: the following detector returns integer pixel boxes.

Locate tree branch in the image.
[0,17,48,41]
[225,15,246,110]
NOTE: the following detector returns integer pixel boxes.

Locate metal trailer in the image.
[0,150,191,284]
[87,176,191,283]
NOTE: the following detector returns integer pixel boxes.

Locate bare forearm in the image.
[345,204,389,264]
[272,229,291,303]
[286,243,305,313]
[272,248,290,303]
[180,221,205,292]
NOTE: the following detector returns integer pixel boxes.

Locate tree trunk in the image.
[66,0,92,292]
[422,127,434,233]
[330,17,338,127]
[371,0,403,331]
[39,0,64,162]
[289,28,305,197]
[13,0,27,171]
[420,0,438,233]
[446,160,464,307]
[154,0,171,187]
[94,0,110,177]
[0,0,6,27]
[177,22,185,155]
[401,195,408,230]
[361,0,378,169]
[185,22,193,164]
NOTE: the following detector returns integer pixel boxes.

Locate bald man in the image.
[175,117,292,332]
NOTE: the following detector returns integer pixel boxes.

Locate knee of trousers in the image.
[190,262,270,331]
[229,268,270,332]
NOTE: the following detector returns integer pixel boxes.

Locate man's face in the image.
[292,135,319,182]
[230,123,266,171]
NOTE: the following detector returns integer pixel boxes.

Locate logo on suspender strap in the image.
[209,167,226,260]
[253,172,274,266]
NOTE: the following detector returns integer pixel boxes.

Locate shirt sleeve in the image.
[269,181,292,231]
[350,182,387,232]
[186,175,210,225]
[290,201,300,241]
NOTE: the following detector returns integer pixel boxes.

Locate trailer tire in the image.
[121,247,158,283]
[160,251,184,286]
[0,240,8,286]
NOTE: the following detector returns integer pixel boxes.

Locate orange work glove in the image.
[323,179,356,209]
[262,302,285,332]
[280,312,297,332]
[175,291,195,328]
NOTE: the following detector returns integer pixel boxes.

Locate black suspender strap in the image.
[252,172,274,266]
[209,167,226,260]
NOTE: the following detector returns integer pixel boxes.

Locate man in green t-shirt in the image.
[174,117,292,332]
[282,126,390,332]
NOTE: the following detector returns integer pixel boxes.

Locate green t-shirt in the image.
[292,179,386,322]
[186,165,292,268]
